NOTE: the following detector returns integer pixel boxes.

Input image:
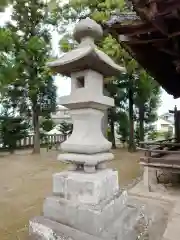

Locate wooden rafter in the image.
[159,48,179,57]
[125,36,168,44]
[105,0,180,98]
[109,22,156,36]
[136,0,180,17]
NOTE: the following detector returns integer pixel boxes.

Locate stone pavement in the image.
[163,202,180,240]
[129,181,180,240]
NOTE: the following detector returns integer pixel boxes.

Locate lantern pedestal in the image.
[29,170,138,240]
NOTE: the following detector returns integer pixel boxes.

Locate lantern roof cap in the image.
[48,18,125,77]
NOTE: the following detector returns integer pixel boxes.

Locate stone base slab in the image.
[43,192,125,236]
[29,216,103,240]
[29,208,137,240]
[53,169,119,205]
[30,195,170,240]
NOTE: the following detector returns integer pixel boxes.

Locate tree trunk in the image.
[102,87,109,138]
[108,109,116,149]
[32,107,40,154]
[110,118,116,149]
[9,147,14,154]
[139,104,145,143]
[128,76,135,152]
[175,110,180,143]
[102,110,108,137]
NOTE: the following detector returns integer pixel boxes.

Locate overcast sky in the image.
[1,8,180,115]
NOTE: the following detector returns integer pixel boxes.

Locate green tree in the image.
[3,0,57,154]
[113,72,136,151]
[0,0,12,11]
[117,111,129,147]
[134,70,161,143]
[0,27,17,95]
[106,76,127,148]
[40,117,55,132]
[0,115,29,153]
[148,130,159,141]
[59,121,73,136]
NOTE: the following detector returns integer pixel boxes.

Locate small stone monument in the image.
[29,18,128,240]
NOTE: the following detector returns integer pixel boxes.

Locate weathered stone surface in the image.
[102,197,170,240]
[59,153,113,170]
[101,206,138,240]
[172,202,180,215]
[71,70,103,95]
[59,90,114,110]
[58,108,115,164]
[163,214,180,240]
[53,169,119,204]
[29,216,103,240]
[156,169,180,184]
[73,18,103,43]
[30,195,170,240]
[43,192,127,236]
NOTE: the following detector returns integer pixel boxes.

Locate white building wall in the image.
[51,105,72,124]
[152,118,174,134]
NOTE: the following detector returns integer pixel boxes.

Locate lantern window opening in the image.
[76,76,85,88]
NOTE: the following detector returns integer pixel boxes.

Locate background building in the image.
[51,105,72,125]
[152,112,174,136]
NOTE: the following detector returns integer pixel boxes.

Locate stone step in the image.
[29,216,103,240]
[101,206,139,240]
[101,196,170,240]
[43,192,129,237]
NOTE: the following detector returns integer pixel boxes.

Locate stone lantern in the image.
[49,17,124,173]
[29,18,127,240]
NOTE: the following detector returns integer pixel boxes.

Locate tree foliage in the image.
[106,76,127,148]
[0,27,16,93]
[134,70,161,142]
[40,117,55,132]
[53,0,161,150]
[1,0,57,153]
[0,0,162,152]
[0,0,12,11]
[116,111,129,146]
[0,115,29,152]
[59,121,73,136]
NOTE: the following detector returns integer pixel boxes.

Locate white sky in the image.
[1,8,180,115]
